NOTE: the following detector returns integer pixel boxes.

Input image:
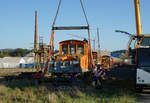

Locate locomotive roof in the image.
[59,39,87,44]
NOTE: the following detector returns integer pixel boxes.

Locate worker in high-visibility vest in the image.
[92,63,106,88]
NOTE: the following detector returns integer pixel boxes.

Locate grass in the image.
[0,79,139,103]
[0,68,139,103]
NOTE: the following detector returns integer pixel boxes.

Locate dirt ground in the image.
[0,68,32,77]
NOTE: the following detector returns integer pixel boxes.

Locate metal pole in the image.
[34,10,38,71]
[34,10,38,50]
[134,0,142,35]
[97,28,101,57]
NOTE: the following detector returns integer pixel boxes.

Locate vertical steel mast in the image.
[34,10,38,71]
[34,10,38,50]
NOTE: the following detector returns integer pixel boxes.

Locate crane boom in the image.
[134,0,142,36]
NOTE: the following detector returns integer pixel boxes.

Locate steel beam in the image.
[52,26,89,30]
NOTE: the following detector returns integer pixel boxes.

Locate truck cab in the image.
[137,47,150,85]
[127,35,150,90]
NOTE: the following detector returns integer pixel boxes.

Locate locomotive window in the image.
[78,44,84,55]
[70,44,76,55]
[62,44,68,55]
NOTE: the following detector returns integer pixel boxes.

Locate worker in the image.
[34,71,42,86]
[92,64,100,87]
[83,38,88,43]
[92,63,106,88]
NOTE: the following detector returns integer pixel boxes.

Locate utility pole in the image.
[34,10,38,71]
[97,28,101,57]
[34,10,38,50]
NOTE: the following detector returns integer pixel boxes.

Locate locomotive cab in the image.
[58,40,88,60]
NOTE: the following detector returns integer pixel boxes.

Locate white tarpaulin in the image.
[0,57,25,68]
[23,57,34,64]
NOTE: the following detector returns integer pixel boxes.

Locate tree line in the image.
[0,48,31,58]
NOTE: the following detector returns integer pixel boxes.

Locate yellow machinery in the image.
[58,40,88,61]
[125,0,150,90]
[126,0,150,58]
[126,0,150,56]
[48,40,90,74]
[97,27,114,69]
[98,55,114,69]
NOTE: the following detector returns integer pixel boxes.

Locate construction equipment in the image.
[66,33,98,64]
[125,0,150,91]
[43,0,95,77]
[67,30,114,70]
[49,39,89,75]
[99,55,114,69]
[96,28,114,69]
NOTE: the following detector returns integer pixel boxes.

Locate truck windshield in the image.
[138,48,150,67]
[141,37,150,46]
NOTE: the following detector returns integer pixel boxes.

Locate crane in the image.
[43,0,95,77]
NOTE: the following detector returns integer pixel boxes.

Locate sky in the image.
[0,0,150,51]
